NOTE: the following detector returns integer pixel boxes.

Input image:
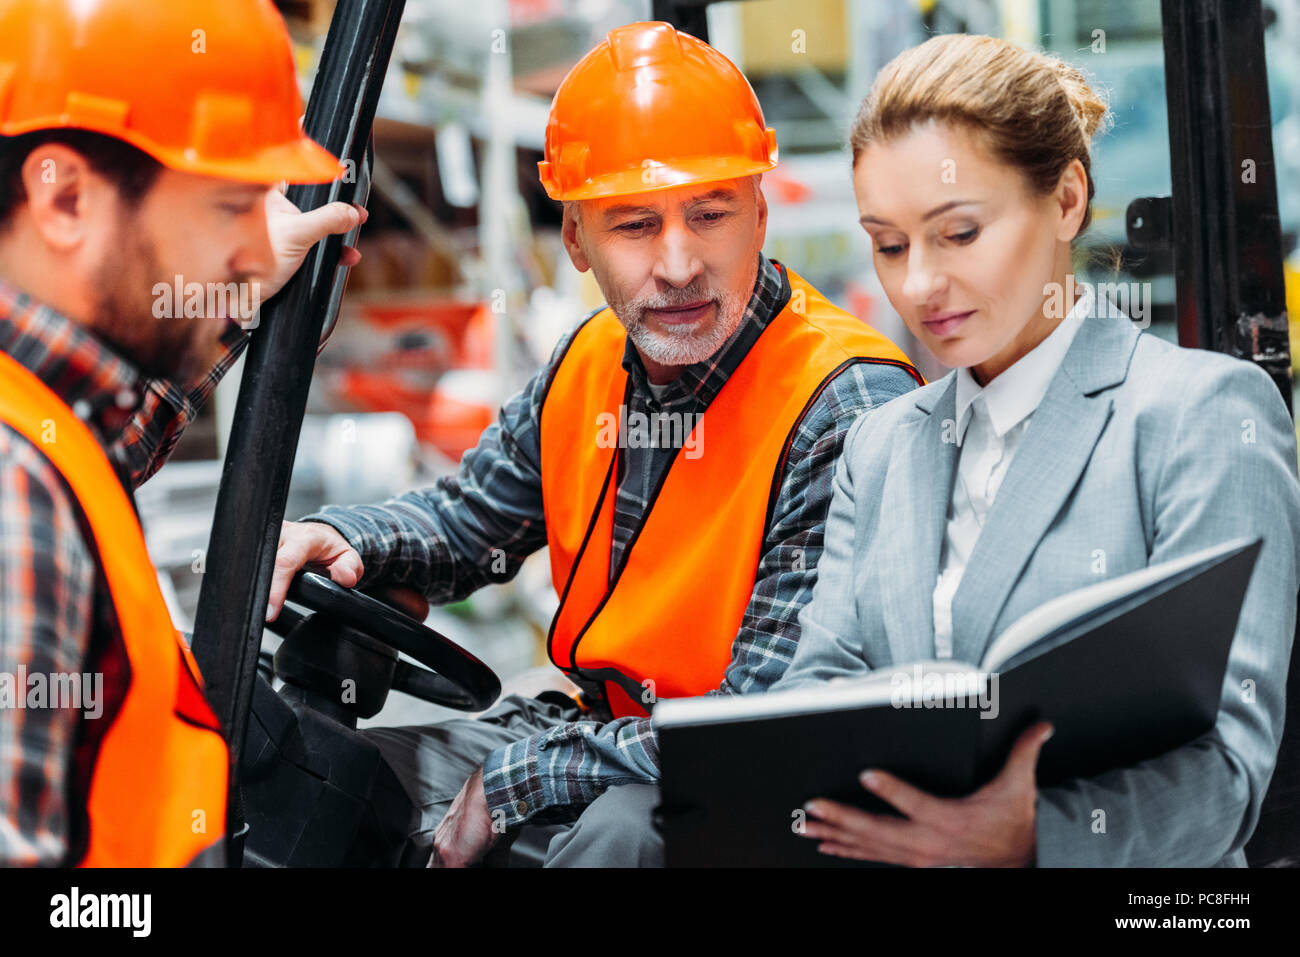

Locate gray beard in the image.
[614,286,747,368]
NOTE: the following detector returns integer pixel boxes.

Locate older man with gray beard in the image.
[267,21,922,867]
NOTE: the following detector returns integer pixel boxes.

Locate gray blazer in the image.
[775,299,1300,866]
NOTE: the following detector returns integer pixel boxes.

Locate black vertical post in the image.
[190,0,407,861]
[1164,0,1300,868]
[1161,0,1292,407]
[652,0,712,41]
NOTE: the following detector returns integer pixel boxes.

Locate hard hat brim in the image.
[541,154,777,202]
[152,134,345,185]
[0,116,345,186]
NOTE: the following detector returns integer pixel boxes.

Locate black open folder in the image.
[655,537,1263,867]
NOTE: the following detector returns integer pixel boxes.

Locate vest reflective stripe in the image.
[0,349,228,866]
[540,267,921,717]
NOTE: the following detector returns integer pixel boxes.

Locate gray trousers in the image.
[359,693,664,867]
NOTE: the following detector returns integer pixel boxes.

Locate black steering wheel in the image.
[273,571,501,712]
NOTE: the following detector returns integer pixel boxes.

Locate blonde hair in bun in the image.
[1051,56,1112,149]
[850,33,1111,235]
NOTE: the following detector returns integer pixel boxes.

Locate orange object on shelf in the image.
[328,299,498,461]
[426,379,498,462]
[765,169,812,204]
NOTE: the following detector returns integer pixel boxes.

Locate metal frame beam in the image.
[1161,0,1292,405]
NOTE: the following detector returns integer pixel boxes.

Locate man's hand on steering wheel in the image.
[267,520,365,622]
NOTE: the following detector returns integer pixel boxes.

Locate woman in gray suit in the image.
[780,33,1300,866]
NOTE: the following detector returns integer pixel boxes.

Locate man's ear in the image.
[560,201,591,273]
[753,175,768,244]
[19,144,100,253]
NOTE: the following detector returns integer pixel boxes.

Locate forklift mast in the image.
[1150,0,1298,869]
[1155,0,1292,405]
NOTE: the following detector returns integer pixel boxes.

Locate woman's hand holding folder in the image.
[799,721,1054,867]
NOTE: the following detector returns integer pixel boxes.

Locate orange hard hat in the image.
[0,0,341,184]
[538,21,777,202]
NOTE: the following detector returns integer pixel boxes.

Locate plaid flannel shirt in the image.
[0,276,246,865]
[304,255,922,828]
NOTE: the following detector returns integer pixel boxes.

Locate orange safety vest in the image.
[540,266,922,717]
[0,349,228,866]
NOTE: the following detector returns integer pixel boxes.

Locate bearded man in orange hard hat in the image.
[0,0,369,866]
[270,21,923,868]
